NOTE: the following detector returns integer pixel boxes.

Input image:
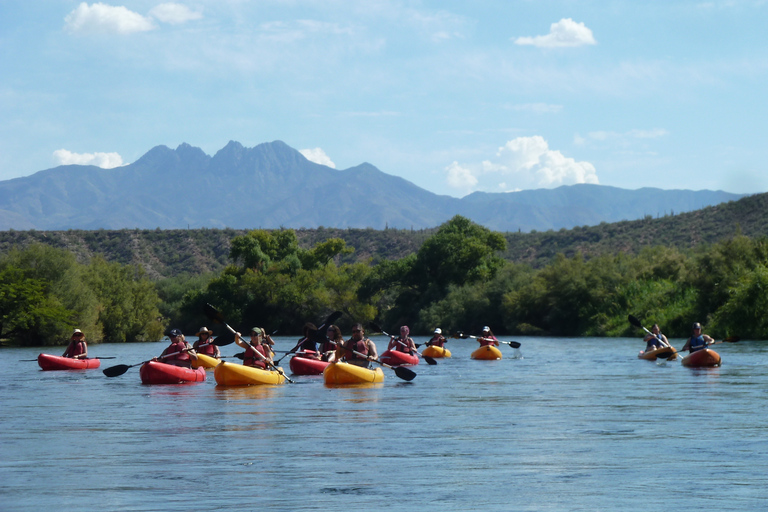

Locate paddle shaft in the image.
[458,332,521,349]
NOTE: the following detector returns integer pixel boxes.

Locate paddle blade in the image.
[369,322,383,334]
[204,303,225,324]
[723,336,740,343]
[423,355,437,365]
[213,331,236,346]
[628,315,643,328]
[103,364,131,377]
[506,341,522,349]
[394,366,416,381]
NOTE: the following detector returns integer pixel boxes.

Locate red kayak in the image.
[139,360,206,384]
[379,350,419,367]
[38,353,101,371]
[289,351,331,375]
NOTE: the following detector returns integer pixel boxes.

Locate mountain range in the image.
[0,140,745,232]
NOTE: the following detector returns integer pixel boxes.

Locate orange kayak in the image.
[422,345,451,358]
[681,348,721,367]
[638,345,677,361]
[471,345,502,360]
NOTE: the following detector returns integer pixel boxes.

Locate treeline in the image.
[0,245,163,346]
[4,214,768,346]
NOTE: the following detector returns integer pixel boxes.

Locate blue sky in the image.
[1,1,766,198]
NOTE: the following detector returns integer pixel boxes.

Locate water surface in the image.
[2,336,767,511]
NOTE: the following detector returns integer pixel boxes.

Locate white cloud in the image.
[445,136,598,194]
[64,3,155,34]
[149,3,203,25]
[300,148,336,168]
[53,149,124,168]
[514,18,596,48]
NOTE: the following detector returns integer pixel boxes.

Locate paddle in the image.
[454,331,521,349]
[325,338,417,381]
[275,311,343,364]
[369,323,437,365]
[627,315,671,348]
[102,337,234,377]
[203,303,294,383]
[665,336,740,361]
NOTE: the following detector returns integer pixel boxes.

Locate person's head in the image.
[351,323,364,340]
[327,325,342,341]
[72,328,84,340]
[250,327,263,341]
[196,327,212,339]
[303,322,317,338]
[651,324,660,334]
[169,328,183,340]
[433,328,442,336]
[400,325,410,337]
[692,322,702,333]
[482,326,491,335]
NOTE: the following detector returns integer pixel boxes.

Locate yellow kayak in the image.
[422,345,451,358]
[191,353,221,369]
[323,361,384,385]
[471,345,502,360]
[213,361,286,386]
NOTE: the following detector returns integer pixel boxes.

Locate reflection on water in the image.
[2,337,768,511]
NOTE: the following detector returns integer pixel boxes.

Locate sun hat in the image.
[72,328,83,336]
[434,328,442,334]
[196,327,213,336]
[251,327,263,335]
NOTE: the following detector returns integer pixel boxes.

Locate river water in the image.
[2,335,767,511]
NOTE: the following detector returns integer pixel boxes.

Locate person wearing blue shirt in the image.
[682,322,714,353]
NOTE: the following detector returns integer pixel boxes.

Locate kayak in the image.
[379,350,419,366]
[638,345,678,361]
[289,352,331,375]
[213,361,286,386]
[37,353,101,371]
[139,360,206,384]
[191,353,221,369]
[422,345,451,358]
[323,361,385,385]
[681,348,721,368]
[471,345,503,360]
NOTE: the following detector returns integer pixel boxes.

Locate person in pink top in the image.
[478,326,499,347]
[62,328,88,359]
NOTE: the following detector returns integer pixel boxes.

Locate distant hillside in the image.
[0,140,743,232]
[2,192,768,278]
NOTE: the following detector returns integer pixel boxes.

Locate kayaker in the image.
[643,324,669,351]
[387,325,417,354]
[193,326,220,359]
[336,323,378,367]
[426,328,447,348]
[478,326,499,347]
[319,325,342,362]
[682,322,714,353]
[157,329,196,367]
[62,328,88,359]
[289,322,319,359]
[236,327,274,369]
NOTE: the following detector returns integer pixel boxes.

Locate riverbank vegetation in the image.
[3,205,768,345]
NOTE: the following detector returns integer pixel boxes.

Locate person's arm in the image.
[62,341,73,358]
[703,334,715,345]
[76,341,88,359]
[367,340,378,360]
[682,338,691,351]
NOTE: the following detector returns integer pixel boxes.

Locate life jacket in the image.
[244,343,268,369]
[429,336,446,348]
[479,335,498,347]
[64,340,86,358]
[197,340,217,356]
[344,337,369,363]
[689,334,706,352]
[395,337,413,353]
[165,340,190,363]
